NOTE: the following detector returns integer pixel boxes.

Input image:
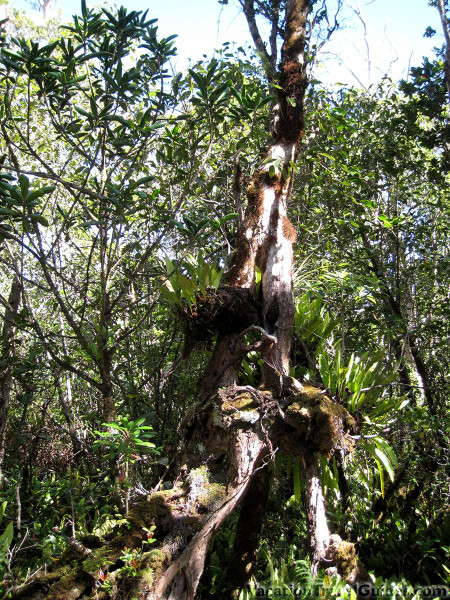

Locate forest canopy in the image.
[0,0,448,599]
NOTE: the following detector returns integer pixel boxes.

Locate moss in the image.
[16,561,96,600]
[46,567,92,600]
[222,392,258,412]
[282,215,297,242]
[284,385,356,455]
[186,467,227,517]
[220,391,261,425]
[280,60,305,93]
[181,286,260,336]
[148,549,165,560]
[129,489,181,526]
[196,482,227,511]
[328,535,369,584]
[141,548,169,582]
[138,566,154,586]
[42,565,72,583]
[226,170,280,286]
[246,171,269,231]
[332,538,357,578]
[187,465,209,487]
[225,241,252,287]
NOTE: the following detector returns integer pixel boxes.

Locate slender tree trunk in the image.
[227,0,309,394]
[392,337,415,406]
[0,276,21,488]
[99,292,116,423]
[437,0,450,102]
[55,314,84,462]
[303,454,331,574]
[55,375,83,463]
[362,234,436,413]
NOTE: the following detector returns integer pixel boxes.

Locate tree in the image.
[288,75,450,582]
[3,1,448,599]
[0,2,178,423]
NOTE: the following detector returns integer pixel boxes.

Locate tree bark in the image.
[215,465,271,599]
[99,292,116,423]
[303,454,331,574]
[0,276,21,488]
[55,375,84,463]
[227,0,309,394]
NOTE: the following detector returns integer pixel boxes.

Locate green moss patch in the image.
[284,385,356,455]
[328,534,369,584]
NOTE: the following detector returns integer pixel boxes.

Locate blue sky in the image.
[6,0,445,87]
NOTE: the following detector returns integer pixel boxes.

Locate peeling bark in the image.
[226,1,310,392]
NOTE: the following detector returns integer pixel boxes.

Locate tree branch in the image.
[241,0,277,82]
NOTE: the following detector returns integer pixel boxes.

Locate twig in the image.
[0,566,44,600]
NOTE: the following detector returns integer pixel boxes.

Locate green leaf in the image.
[129,176,154,190]
[74,106,92,119]
[0,208,21,218]
[30,214,49,226]
[27,186,56,202]
[378,214,393,228]
[0,521,13,547]
[374,437,398,471]
[375,457,385,497]
[136,440,156,448]
[1,49,24,62]
[318,353,330,389]
[374,447,395,482]
[19,174,29,198]
[219,212,238,225]
[107,114,131,128]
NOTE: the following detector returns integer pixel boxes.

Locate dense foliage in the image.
[0,0,448,598]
